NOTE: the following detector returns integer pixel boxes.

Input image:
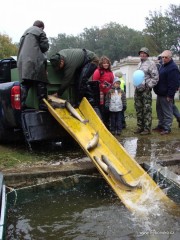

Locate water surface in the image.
[7,175,180,240]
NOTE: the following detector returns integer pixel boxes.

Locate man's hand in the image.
[52,93,58,98]
[167,97,173,102]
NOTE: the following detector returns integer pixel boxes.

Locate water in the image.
[6,175,180,240]
[2,137,180,239]
[121,137,180,159]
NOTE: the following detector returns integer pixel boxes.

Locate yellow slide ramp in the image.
[44,97,178,215]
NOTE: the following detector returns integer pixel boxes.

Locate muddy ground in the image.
[1,126,180,187]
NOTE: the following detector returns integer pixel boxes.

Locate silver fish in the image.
[101,155,139,190]
[93,156,108,173]
[87,132,99,151]
[49,101,65,109]
[48,95,66,104]
[65,101,89,124]
[48,95,66,108]
[101,155,131,176]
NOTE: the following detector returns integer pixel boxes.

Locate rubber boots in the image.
[21,85,29,109]
[37,82,48,110]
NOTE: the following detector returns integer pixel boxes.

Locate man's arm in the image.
[148,61,159,88]
[39,32,49,53]
[57,66,75,97]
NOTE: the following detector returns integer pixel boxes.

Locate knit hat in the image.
[115,71,123,78]
[50,53,61,68]
[113,77,121,84]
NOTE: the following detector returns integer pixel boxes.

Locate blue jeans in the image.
[173,103,180,119]
[156,96,173,131]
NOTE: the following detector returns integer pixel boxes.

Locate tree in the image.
[99,22,144,60]
[0,34,18,59]
[48,33,83,57]
[48,23,145,62]
[165,4,180,54]
[144,4,180,55]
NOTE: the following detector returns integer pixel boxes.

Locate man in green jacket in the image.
[50,48,99,107]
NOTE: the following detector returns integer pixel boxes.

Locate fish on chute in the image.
[48,95,66,108]
[94,155,140,191]
[101,155,131,177]
[87,132,99,151]
[65,101,89,124]
[48,96,89,124]
[93,156,108,173]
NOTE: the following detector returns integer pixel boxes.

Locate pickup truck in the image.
[0,57,75,146]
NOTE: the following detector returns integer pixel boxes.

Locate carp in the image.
[101,155,139,190]
[93,156,108,173]
[87,132,99,151]
[65,101,89,124]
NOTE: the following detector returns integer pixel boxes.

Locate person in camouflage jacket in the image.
[134,47,159,135]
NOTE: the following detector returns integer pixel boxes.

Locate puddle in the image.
[1,137,180,164]
[121,137,180,159]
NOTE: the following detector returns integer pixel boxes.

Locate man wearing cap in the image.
[155,53,180,130]
[153,50,180,134]
[17,20,49,110]
[134,47,159,135]
[50,48,99,107]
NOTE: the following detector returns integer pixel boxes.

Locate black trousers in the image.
[110,111,123,132]
[21,80,47,107]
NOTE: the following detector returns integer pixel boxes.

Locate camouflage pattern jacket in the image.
[136,58,159,92]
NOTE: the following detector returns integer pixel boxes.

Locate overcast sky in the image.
[1,0,179,43]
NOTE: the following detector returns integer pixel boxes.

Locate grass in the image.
[122,98,180,137]
[0,145,43,169]
[0,98,179,169]
[126,98,180,119]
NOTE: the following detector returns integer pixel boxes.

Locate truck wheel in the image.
[0,121,5,142]
[0,120,24,143]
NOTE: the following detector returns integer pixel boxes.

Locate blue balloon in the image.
[133,70,145,87]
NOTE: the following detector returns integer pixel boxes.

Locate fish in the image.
[48,95,66,104]
[65,101,89,124]
[49,101,65,109]
[93,156,108,173]
[101,155,139,190]
[48,95,66,108]
[87,132,99,151]
[101,155,131,176]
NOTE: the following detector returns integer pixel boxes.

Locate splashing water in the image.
[122,171,178,217]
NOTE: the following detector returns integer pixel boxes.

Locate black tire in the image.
[0,119,5,142]
[0,119,24,143]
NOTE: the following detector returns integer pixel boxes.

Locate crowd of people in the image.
[17,20,180,136]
